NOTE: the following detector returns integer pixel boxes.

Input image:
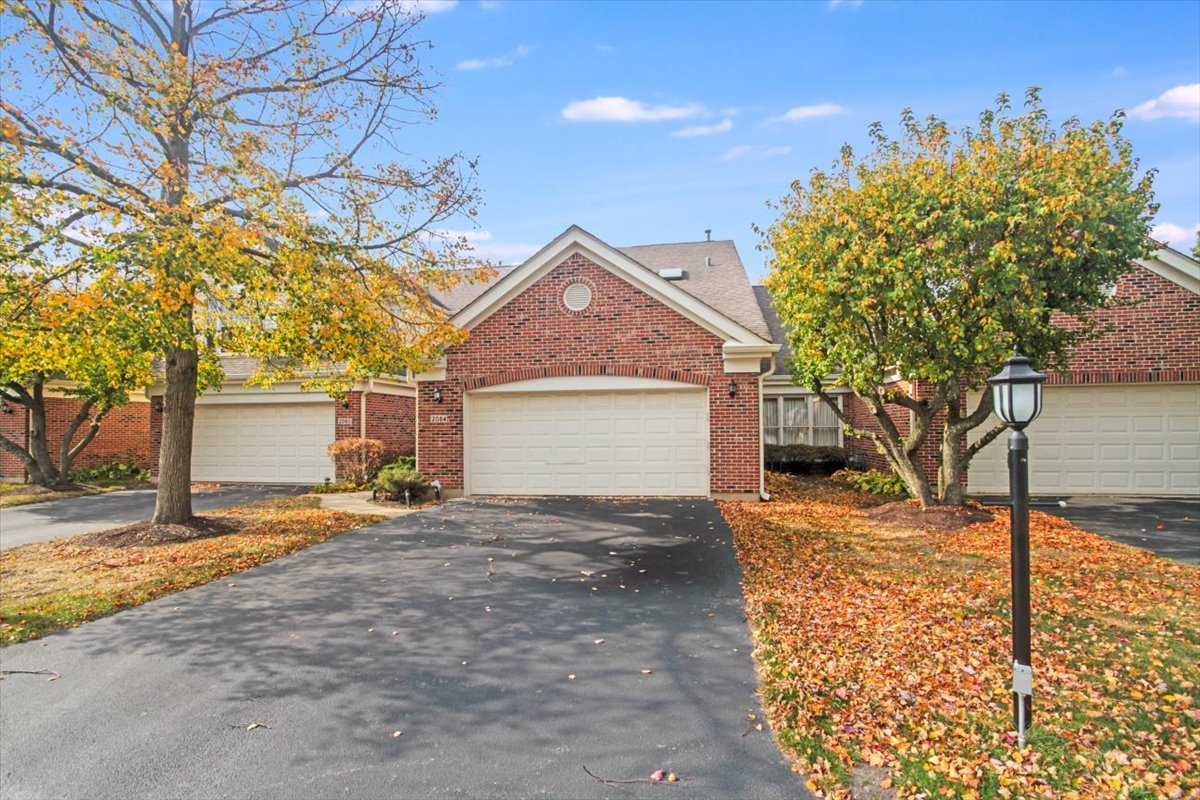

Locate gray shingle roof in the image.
[432,239,771,340]
[753,285,792,377]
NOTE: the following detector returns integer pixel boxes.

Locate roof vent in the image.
[705,256,713,267]
[705,228,712,241]
[658,268,686,281]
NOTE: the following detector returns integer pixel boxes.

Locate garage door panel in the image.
[969,385,1200,496]
[469,389,709,496]
[191,403,334,484]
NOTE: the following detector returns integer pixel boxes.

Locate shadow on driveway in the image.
[0,497,805,799]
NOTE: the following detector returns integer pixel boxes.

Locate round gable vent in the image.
[563,282,592,311]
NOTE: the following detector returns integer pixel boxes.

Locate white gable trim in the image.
[1140,247,1200,295]
[470,375,704,394]
[452,225,777,348]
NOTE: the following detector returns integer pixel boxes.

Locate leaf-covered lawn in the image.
[0,479,150,508]
[0,497,382,644]
[721,474,1199,799]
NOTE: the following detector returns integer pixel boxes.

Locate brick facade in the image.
[332,390,417,477]
[0,403,30,480]
[0,398,151,482]
[364,392,416,461]
[416,252,761,495]
[841,262,1200,483]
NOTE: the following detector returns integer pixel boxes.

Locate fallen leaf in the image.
[650,770,665,782]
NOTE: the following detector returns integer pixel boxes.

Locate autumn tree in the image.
[0,0,481,522]
[0,270,156,485]
[762,90,1156,507]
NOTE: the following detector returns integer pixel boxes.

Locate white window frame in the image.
[761,393,843,447]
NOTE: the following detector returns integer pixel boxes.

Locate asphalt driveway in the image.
[0,498,803,799]
[0,485,306,550]
[1038,496,1200,564]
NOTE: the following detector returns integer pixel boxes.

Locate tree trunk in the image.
[25,383,63,486]
[939,429,969,506]
[153,347,198,523]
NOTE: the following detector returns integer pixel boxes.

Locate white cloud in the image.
[829,0,863,8]
[407,0,459,12]
[671,119,733,138]
[339,0,458,17]
[1131,83,1200,123]
[1108,66,1128,78]
[561,96,704,123]
[442,229,540,262]
[594,43,616,54]
[720,144,792,162]
[456,44,533,71]
[769,103,847,123]
[1151,222,1200,251]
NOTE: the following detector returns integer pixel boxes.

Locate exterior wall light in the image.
[986,352,1048,748]
[432,387,443,403]
[152,398,164,413]
[0,399,12,414]
[728,380,737,398]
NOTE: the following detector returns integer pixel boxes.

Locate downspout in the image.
[360,380,371,439]
[758,355,776,501]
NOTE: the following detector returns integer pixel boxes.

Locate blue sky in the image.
[404,0,1200,281]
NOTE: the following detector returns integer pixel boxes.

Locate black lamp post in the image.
[987,353,1046,747]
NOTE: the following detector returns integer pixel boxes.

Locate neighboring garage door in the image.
[191,403,336,484]
[968,384,1200,496]
[467,390,709,496]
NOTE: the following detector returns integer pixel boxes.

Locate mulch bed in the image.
[76,515,249,548]
[862,499,993,531]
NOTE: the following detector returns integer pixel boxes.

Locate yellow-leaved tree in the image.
[762,91,1157,507]
[0,0,483,521]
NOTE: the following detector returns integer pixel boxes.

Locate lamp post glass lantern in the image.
[987,353,1047,748]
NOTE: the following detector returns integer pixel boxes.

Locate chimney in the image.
[704,228,712,242]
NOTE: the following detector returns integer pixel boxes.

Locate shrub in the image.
[374,463,427,502]
[764,444,847,475]
[68,461,150,483]
[834,468,910,497]
[327,438,384,484]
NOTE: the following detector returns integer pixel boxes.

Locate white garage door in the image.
[968,384,1200,496]
[192,403,336,484]
[467,390,709,496]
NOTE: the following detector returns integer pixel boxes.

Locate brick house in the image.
[756,246,1200,497]
[414,225,778,500]
[1,364,416,485]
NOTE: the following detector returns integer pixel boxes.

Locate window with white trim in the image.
[762,395,842,446]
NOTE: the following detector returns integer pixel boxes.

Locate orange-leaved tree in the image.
[761,91,1156,507]
[0,0,483,522]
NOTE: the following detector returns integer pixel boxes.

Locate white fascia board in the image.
[723,342,781,374]
[357,378,416,398]
[1139,248,1200,295]
[412,356,447,383]
[452,225,773,347]
[469,375,706,394]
